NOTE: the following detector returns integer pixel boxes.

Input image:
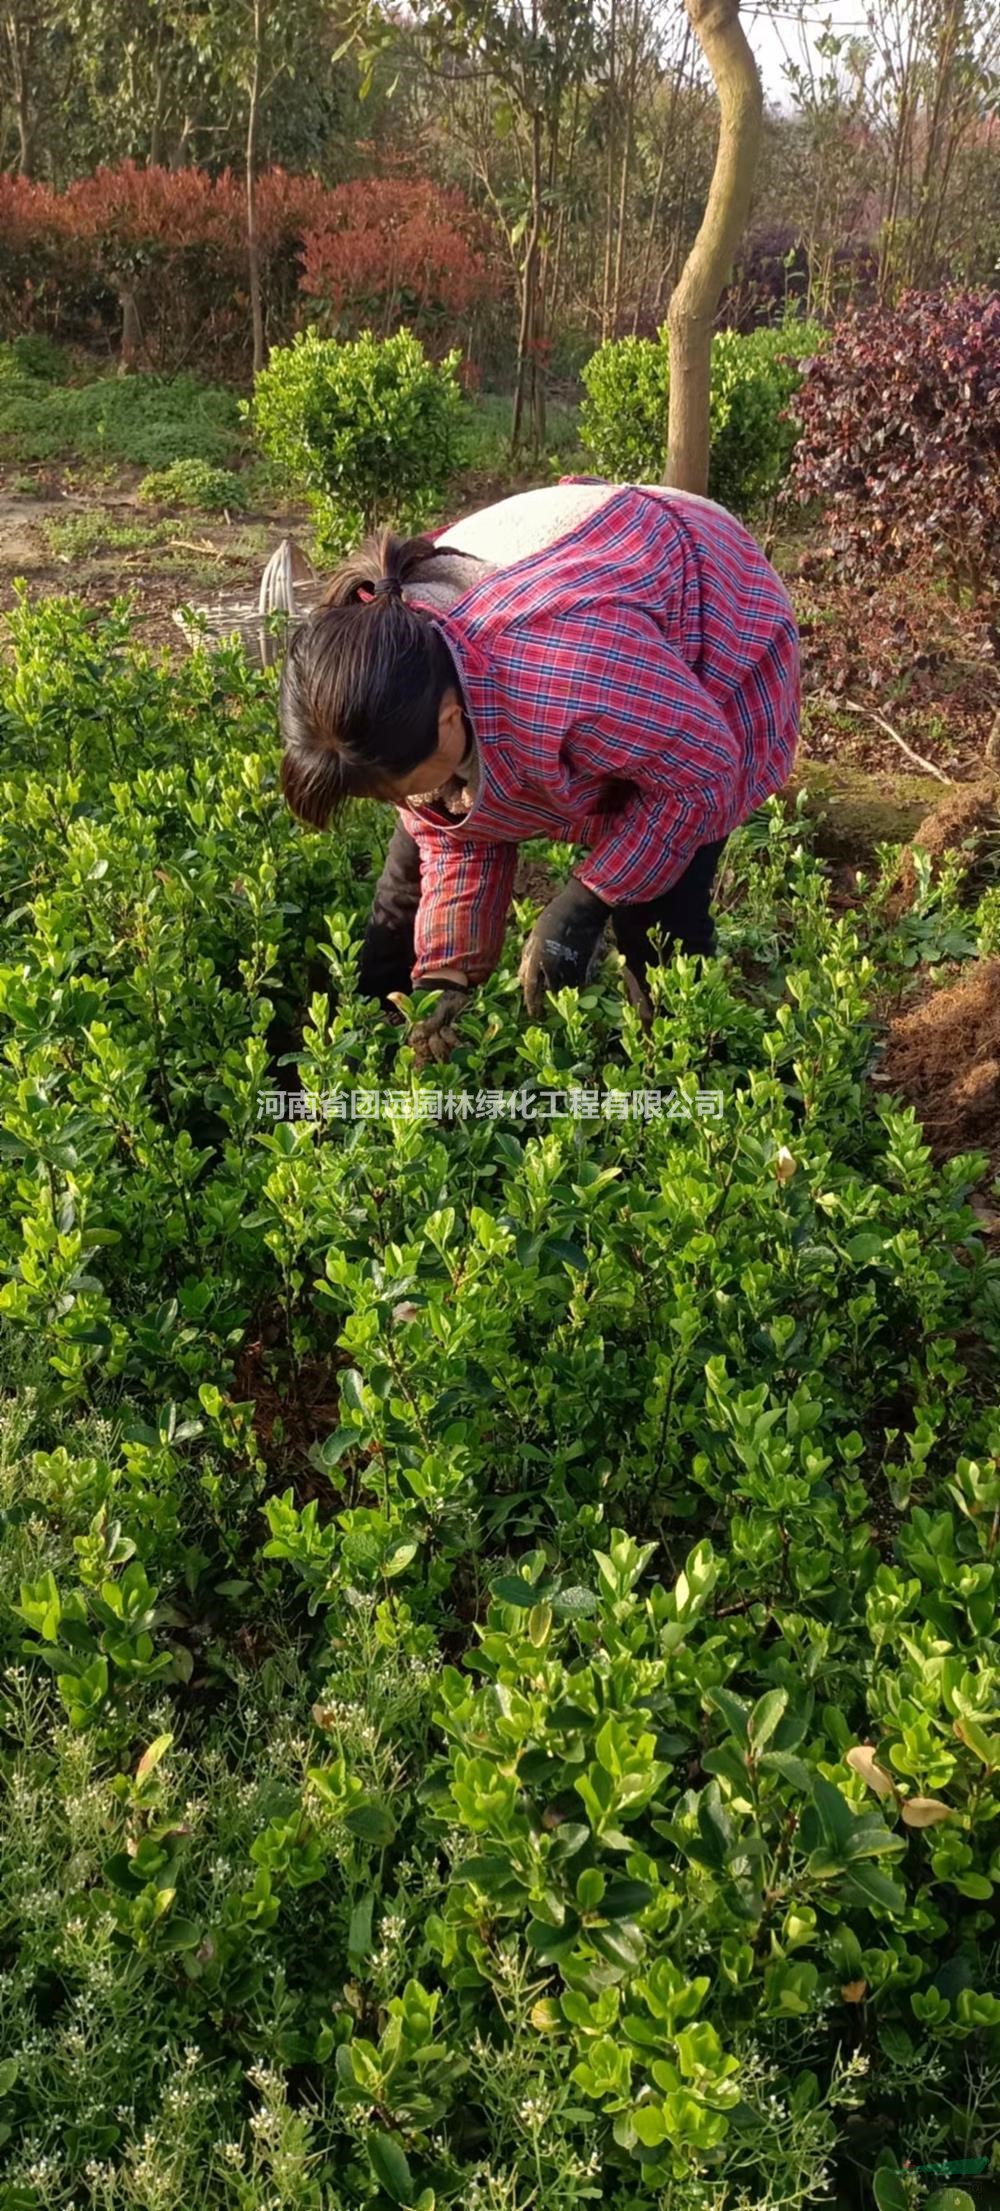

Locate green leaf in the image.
[314,1425,356,1469]
[761,1751,812,1790]
[840,1862,906,1914]
[344,1802,396,1847]
[0,2059,18,2098]
[708,1686,750,1749]
[589,1918,645,1968]
[546,1237,588,1271]
[694,1784,732,1870]
[601,1877,654,1919]
[348,1892,375,1966]
[812,1776,854,1854]
[368,2129,413,2203]
[103,1850,144,1894]
[954,1715,996,1768]
[525,1917,579,1957]
[383,1540,418,1578]
[846,1230,885,1264]
[135,1732,173,1786]
[749,1688,788,1753]
[551,1585,600,1618]
[161,1916,202,1951]
[490,1573,547,1609]
[14,1570,62,1642]
[873,2169,908,2211]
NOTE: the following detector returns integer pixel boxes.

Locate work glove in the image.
[518,878,609,1017]
[401,983,471,1068]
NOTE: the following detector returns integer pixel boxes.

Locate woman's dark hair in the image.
[279,528,467,828]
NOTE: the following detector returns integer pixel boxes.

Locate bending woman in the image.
[279,479,800,1054]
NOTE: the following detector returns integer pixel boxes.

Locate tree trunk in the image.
[149,17,166,168]
[875,0,923,301]
[600,0,618,339]
[511,109,544,455]
[550,74,582,326]
[610,0,642,331]
[246,0,266,379]
[170,116,195,169]
[15,99,35,177]
[119,288,143,374]
[4,6,37,176]
[665,0,762,495]
[911,0,962,287]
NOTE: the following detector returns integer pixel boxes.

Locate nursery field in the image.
[1,580,1000,2211]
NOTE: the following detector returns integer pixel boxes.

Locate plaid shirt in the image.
[401,486,799,983]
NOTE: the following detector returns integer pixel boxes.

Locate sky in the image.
[742,0,873,101]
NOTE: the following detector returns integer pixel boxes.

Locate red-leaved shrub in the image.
[0,175,88,337]
[0,163,502,377]
[300,178,497,336]
[791,289,1000,600]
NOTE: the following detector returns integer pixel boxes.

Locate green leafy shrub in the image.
[579,333,668,484]
[137,457,247,512]
[249,325,464,557]
[580,316,827,514]
[0,332,68,382]
[1,596,1000,2207]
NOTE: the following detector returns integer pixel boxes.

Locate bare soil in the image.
[233,1328,346,1495]
[0,468,306,648]
[793,549,1000,785]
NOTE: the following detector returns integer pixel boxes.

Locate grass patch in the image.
[5,473,47,497]
[0,355,242,470]
[40,507,281,574]
[790,757,946,862]
[41,511,178,561]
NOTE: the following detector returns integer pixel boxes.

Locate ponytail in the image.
[279,529,460,829]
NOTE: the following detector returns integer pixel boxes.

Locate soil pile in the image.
[895,780,1000,903]
[514,855,559,904]
[880,960,1000,1170]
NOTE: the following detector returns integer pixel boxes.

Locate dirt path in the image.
[0,474,307,648]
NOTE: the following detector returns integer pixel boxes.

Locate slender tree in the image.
[2,0,44,171]
[665,0,762,493]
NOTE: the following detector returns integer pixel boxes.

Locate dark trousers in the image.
[357,821,727,1005]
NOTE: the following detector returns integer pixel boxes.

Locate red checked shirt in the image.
[400,485,800,983]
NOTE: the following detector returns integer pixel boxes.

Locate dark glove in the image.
[518,879,609,1017]
[405,982,470,1068]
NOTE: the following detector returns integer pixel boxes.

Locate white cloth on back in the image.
[401,480,725,615]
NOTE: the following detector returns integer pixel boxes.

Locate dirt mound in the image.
[514,856,559,905]
[912,780,1000,859]
[895,780,1000,903]
[879,960,1000,1167]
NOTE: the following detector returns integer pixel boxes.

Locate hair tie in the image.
[372,574,402,600]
